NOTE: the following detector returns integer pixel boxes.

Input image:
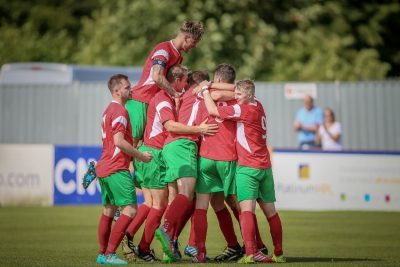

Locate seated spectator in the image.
[293,95,323,150]
[315,107,343,150]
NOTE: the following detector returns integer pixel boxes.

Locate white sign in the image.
[284,83,317,99]
[272,151,400,211]
[0,144,54,206]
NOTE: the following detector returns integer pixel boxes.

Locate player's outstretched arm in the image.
[164,119,218,136]
[113,132,152,162]
[152,64,178,97]
[210,82,235,91]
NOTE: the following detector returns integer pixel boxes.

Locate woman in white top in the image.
[316,108,343,150]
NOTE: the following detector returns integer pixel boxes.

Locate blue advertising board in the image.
[54,145,144,205]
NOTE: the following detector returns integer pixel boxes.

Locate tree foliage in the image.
[1,0,399,81]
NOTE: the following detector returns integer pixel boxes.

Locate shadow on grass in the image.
[287,257,381,263]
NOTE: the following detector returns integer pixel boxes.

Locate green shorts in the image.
[163,139,198,183]
[196,157,237,196]
[125,99,148,140]
[133,149,144,189]
[138,145,167,189]
[99,170,137,206]
[236,166,276,203]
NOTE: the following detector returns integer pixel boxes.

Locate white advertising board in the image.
[0,144,54,206]
[272,151,400,211]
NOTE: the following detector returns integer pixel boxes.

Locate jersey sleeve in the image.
[217,104,245,121]
[151,45,170,68]
[156,101,176,125]
[111,110,129,135]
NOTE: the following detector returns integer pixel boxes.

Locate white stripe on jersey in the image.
[152,49,169,60]
[112,116,127,128]
[187,99,200,126]
[149,101,173,139]
[111,147,120,159]
[226,104,241,119]
[237,122,251,153]
[143,66,156,86]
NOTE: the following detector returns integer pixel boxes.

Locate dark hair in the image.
[180,21,204,41]
[188,70,209,87]
[108,74,128,93]
[214,63,236,83]
[324,107,336,122]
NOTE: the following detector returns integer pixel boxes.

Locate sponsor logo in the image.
[0,172,40,187]
[299,164,310,179]
[54,146,102,205]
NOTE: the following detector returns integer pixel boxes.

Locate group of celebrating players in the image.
[92,21,285,264]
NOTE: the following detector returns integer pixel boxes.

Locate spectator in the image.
[316,107,343,150]
[293,95,323,149]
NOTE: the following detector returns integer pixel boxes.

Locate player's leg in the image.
[102,171,137,264]
[136,188,168,262]
[192,193,210,262]
[236,166,272,263]
[97,204,117,263]
[156,139,198,260]
[211,193,242,262]
[257,168,285,263]
[125,188,151,240]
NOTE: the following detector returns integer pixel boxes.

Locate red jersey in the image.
[197,99,237,161]
[217,100,271,169]
[96,101,133,178]
[143,91,176,149]
[164,87,201,145]
[131,41,183,104]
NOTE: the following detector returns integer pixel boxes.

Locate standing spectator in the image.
[316,107,343,150]
[95,74,152,265]
[293,95,323,149]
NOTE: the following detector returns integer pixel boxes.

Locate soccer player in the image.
[124,21,204,240]
[95,74,152,265]
[200,80,285,263]
[127,21,204,146]
[122,65,218,262]
[191,63,251,263]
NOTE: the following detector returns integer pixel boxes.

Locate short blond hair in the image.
[166,65,189,82]
[235,79,255,98]
[180,21,204,41]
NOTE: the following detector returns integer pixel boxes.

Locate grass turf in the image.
[0,206,399,267]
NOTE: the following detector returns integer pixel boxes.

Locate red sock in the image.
[231,206,240,223]
[188,215,196,246]
[163,194,191,237]
[193,209,208,253]
[240,211,257,256]
[106,214,133,255]
[98,214,113,254]
[175,197,196,239]
[215,208,239,248]
[138,208,164,253]
[125,204,150,239]
[253,213,265,249]
[268,213,283,256]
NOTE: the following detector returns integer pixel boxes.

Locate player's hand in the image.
[137,151,152,163]
[199,118,218,135]
[193,80,211,95]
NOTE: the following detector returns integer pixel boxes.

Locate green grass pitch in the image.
[0,206,399,267]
